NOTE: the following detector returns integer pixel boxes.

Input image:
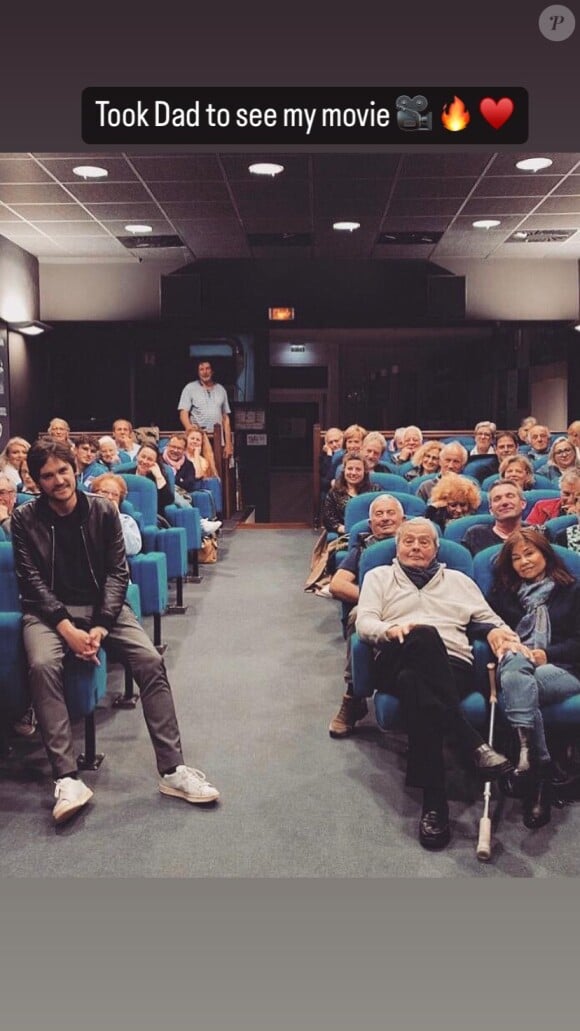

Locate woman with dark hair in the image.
[322,451,377,535]
[489,528,580,828]
[135,443,175,517]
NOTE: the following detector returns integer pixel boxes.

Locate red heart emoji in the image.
[480,96,514,130]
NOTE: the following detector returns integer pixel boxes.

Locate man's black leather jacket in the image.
[11,490,129,630]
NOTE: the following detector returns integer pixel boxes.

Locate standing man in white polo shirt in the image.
[178,360,233,459]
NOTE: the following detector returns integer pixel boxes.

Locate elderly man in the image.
[328,494,406,737]
[416,442,468,501]
[356,517,516,849]
[11,440,220,825]
[0,473,16,536]
[178,359,233,459]
[527,424,551,461]
[112,419,140,460]
[461,480,527,556]
[360,432,391,473]
[320,427,344,494]
[527,468,580,525]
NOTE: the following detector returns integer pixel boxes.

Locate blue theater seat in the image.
[0,540,108,768]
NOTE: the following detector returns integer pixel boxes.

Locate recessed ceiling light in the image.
[248,162,284,177]
[515,157,553,172]
[72,165,109,179]
[472,219,501,229]
[575,324,580,333]
[333,221,361,232]
[124,224,153,234]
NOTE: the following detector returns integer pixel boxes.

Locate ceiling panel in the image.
[0,150,579,264]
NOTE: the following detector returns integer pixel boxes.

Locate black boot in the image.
[522,765,552,830]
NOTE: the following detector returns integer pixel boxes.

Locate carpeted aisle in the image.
[2,527,580,877]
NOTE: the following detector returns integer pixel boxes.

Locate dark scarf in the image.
[399,558,441,589]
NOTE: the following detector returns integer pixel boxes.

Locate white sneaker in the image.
[53,777,93,824]
[159,765,220,804]
[200,518,222,534]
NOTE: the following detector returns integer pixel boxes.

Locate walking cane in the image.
[476,662,499,861]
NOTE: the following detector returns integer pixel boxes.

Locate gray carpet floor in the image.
[2,527,580,877]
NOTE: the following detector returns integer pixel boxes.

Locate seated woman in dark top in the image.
[322,452,377,535]
[134,443,175,516]
[425,473,481,532]
[489,528,580,829]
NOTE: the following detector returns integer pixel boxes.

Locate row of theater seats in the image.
[348,538,580,747]
[0,468,215,768]
[327,432,565,481]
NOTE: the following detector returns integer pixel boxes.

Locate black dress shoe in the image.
[473,743,513,780]
[419,809,451,850]
[523,775,552,830]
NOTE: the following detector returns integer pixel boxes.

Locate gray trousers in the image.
[22,604,184,779]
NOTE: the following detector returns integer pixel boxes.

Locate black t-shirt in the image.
[51,507,99,611]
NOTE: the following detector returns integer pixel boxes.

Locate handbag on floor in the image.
[198,536,218,564]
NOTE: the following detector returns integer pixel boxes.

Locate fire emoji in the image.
[441,95,470,132]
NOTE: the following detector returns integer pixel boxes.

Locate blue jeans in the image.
[498,652,580,762]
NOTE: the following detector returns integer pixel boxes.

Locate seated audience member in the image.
[567,420,580,461]
[1,475,39,739]
[163,433,221,534]
[75,435,107,490]
[405,440,444,482]
[133,444,175,517]
[322,452,377,536]
[361,431,390,473]
[425,473,481,532]
[489,529,580,829]
[470,421,496,455]
[17,458,40,495]
[495,431,519,463]
[555,489,580,551]
[498,454,535,491]
[356,517,515,850]
[535,436,580,483]
[90,473,142,556]
[518,416,537,447]
[341,424,367,454]
[98,435,130,469]
[462,480,527,556]
[184,426,219,480]
[391,425,423,465]
[328,494,406,737]
[527,424,551,461]
[47,418,72,446]
[387,427,406,455]
[112,419,140,460]
[527,469,580,526]
[10,439,220,824]
[0,474,16,537]
[0,436,30,487]
[416,442,469,501]
[320,427,344,494]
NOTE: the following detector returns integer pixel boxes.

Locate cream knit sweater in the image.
[355,559,508,665]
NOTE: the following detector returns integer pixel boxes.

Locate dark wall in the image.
[161,258,465,327]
